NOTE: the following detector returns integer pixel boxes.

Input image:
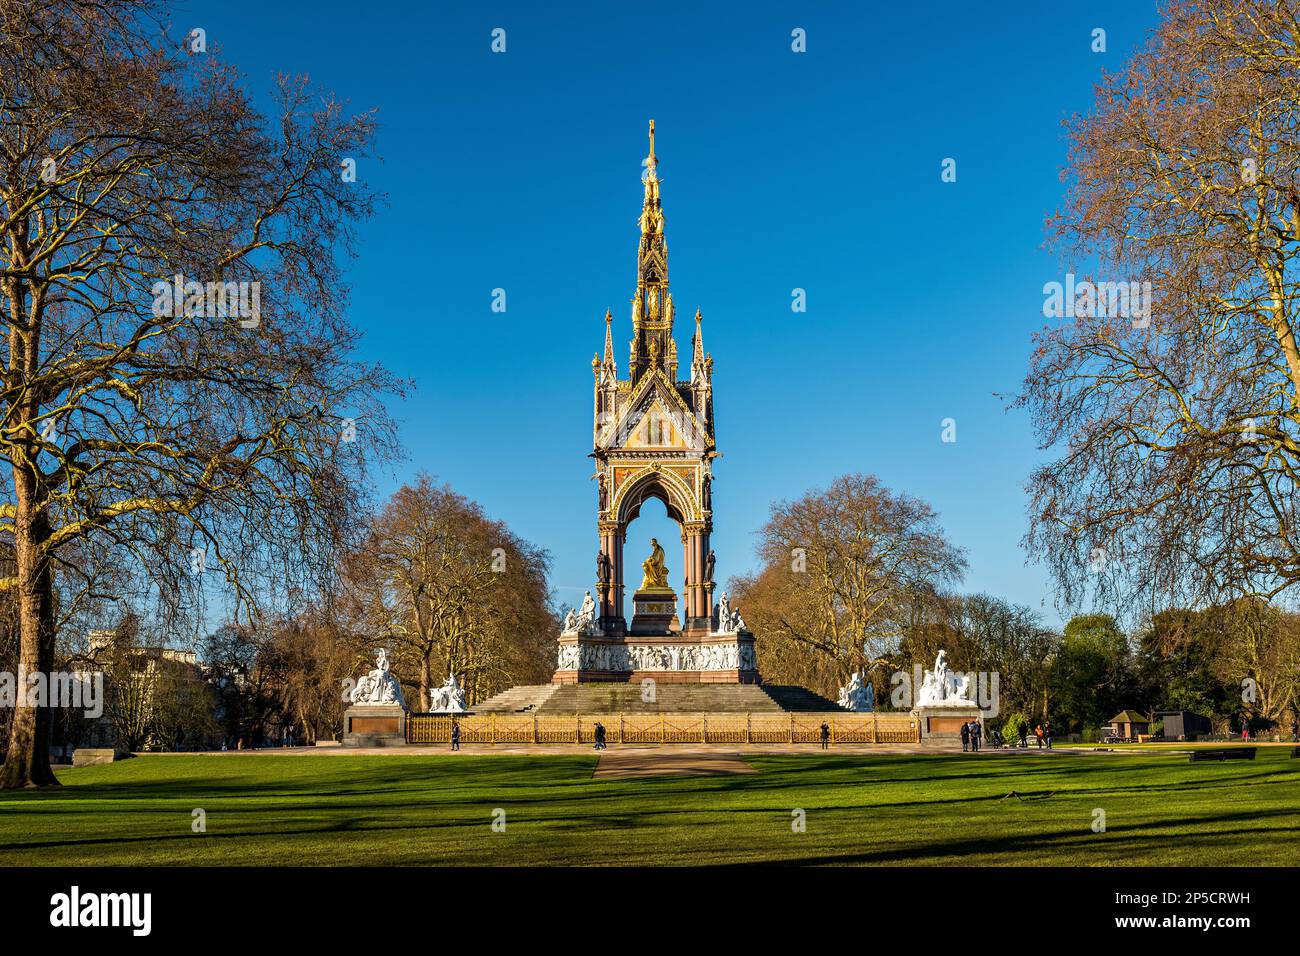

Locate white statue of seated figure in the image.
[351,648,406,708]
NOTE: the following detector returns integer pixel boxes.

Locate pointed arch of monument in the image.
[614,466,696,527]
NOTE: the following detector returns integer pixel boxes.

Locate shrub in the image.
[1002,711,1031,744]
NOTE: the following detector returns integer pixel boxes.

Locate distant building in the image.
[1154,710,1213,740]
[81,629,214,751]
[1107,710,1151,739]
[88,630,200,670]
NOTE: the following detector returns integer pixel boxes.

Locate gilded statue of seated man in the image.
[639,537,670,591]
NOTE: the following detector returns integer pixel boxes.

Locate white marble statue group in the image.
[557,640,757,673]
[917,650,975,706]
[561,589,750,637]
[426,673,468,713]
[561,590,601,636]
[713,592,746,634]
[350,648,406,708]
[349,648,467,713]
[837,671,875,712]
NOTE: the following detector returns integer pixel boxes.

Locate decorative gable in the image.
[598,371,707,453]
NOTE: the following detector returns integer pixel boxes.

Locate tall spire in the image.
[601,309,616,379]
[691,308,705,379]
[691,307,713,392]
[632,118,671,383]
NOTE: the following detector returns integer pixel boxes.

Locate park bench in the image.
[1188,747,1256,762]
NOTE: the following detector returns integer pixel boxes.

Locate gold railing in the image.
[406,712,919,745]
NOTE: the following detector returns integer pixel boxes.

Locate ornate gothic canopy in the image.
[589,121,719,636]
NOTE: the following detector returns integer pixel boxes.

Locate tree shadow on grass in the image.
[731,815,1300,866]
[16,756,599,804]
[9,756,1290,829]
[741,755,1298,802]
[8,805,1295,866]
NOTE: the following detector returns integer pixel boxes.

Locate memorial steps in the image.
[756,685,846,712]
[469,684,562,713]
[470,682,844,714]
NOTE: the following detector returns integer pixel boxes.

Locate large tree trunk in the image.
[419,649,431,712]
[1,465,58,788]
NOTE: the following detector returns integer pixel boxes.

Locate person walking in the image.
[960,720,970,752]
[969,720,981,752]
[1034,724,1044,749]
[594,721,606,751]
[1018,723,1028,748]
[1044,721,1053,750]
[1291,717,1298,743]
[819,722,830,750]
[450,719,461,752]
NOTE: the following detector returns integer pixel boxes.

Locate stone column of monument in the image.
[598,520,625,634]
[616,528,626,631]
[680,531,691,619]
[682,520,710,632]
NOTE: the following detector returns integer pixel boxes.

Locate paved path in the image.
[141,742,974,756]
[98,742,1296,759]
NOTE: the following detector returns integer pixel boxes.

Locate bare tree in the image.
[1220,599,1300,724]
[202,622,282,749]
[94,622,156,752]
[898,593,1058,719]
[149,664,216,751]
[257,608,355,744]
[1018,0,1300,612]
[732,474,966,696]
[0,544,16,759]
[341,476,554,709]
[0,1,399,786]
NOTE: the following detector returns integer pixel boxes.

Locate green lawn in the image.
[0,750,1296,865]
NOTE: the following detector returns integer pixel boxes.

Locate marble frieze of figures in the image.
[556,640,756,672]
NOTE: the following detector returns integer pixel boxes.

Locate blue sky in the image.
[183,0,1160,627]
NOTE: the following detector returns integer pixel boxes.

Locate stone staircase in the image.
[530,683,848,714]
[471,684,562,713]
[758,685,846,712]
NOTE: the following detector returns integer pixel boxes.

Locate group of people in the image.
[961,719,1054,752]
[1011,721,1054,749]
[448,718,613,751]
[1238,718,1300,742]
